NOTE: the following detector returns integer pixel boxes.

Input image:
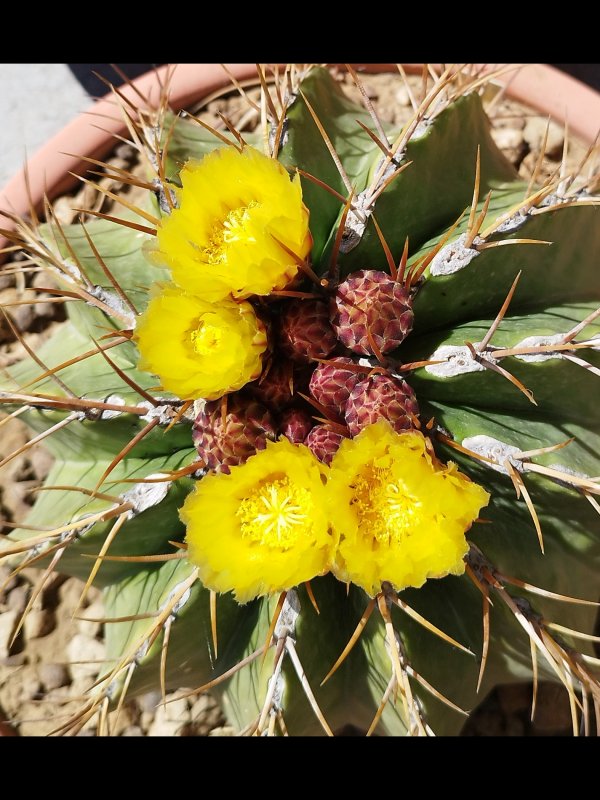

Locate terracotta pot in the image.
[1,63,598,255]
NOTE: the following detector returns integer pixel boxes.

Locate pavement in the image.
[0,64,91,189]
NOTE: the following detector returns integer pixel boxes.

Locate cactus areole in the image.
[3,65,600,737]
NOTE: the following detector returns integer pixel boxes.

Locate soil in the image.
[0,66,596,736]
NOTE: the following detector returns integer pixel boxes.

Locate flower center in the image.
[350,464,421,546]
[237,477,313,549]
[203,202,260,264]
[190,320,223,356]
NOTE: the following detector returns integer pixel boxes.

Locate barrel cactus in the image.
[2,64,599,736]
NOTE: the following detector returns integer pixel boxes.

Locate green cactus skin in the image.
[2,65,599,736]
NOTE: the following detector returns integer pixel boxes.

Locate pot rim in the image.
[1,63,598,252]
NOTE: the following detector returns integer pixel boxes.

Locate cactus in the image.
[1,64,600,737]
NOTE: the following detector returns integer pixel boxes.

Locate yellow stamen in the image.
[237,477,313,548]
[190,321,223,355]
[350,465,423,546]
[203,202,260,264]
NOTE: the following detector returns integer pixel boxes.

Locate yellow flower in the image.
[134,284,266,401]
[182,438,337,602]
[327,421,489,596]
[156,146,312,302]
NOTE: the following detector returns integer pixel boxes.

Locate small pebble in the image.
[162,697,189,722]
[66,633,105,681]
[31,271,57,291]
[51,197,77,225]
[190,694,212,715]
[23,608,55,640]
[39,663,70,691]
[140,711,154,732]
[76,599,104,638]
[208,726,237,737]
[187,693,224,735]
[22,677,42,700]
[146,696,190,737]
[492,127,524,151]
[28,448,54,481]
[6,585,29,614]
[523,117,564,159]
[1,653,26,667]
[0,565,18,594]
[10,305,35,334]
[138,689,162,714]
[46,685,74,702]
[32,301,55,319]
[115,143,136,161]
[147,718,183,737]
[121,726,144,737]
[0,609,19,659]
[395,87,412,107]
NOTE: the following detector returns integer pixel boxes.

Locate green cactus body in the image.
[2,65,599,736]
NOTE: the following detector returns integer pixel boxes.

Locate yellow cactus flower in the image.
[182,438,337,603]
[156,146,312,302]
[328,421,489,596]
[134,284,267,401]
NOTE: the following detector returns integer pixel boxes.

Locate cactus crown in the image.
[1,64,599,736]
